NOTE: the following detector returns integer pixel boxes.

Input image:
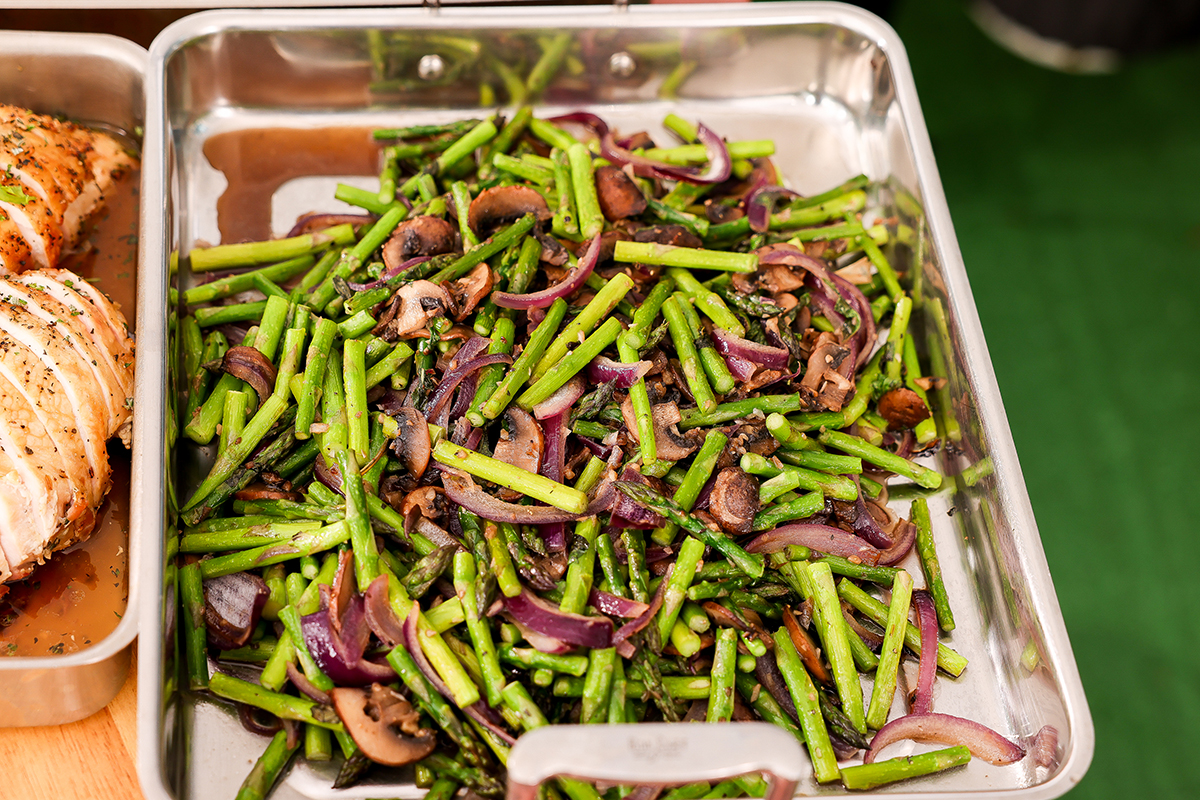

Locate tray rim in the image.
[0,28,147,685]
[136,3,1094,797]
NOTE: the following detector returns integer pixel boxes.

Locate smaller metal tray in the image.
[0,30,147,727]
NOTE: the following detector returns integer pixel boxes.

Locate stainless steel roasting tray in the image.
[137,3,1093,798]
[0,30,147,728]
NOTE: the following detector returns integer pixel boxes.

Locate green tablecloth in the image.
[891,1,1200,797]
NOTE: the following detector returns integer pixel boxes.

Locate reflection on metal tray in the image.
[137,3,1092,798]
[0,29,146,727]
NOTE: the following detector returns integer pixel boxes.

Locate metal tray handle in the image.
[506,722,809,800]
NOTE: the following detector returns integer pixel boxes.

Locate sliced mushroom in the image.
[493,407,544,499]
[800,333,851,412]
[708,467,759,535]
[619,398,700,462]
[329,684,437,767]
[704,198,743,224]
[401,486,443,519]
[376,280,452,340]
[467,185,551,235]
[594,165,647,221]
[535,228,570,266]
[447,263,493,320]
[877,387,931,430]
[633,224,703,249]
[389,406,432,478]
[382,216,457,270]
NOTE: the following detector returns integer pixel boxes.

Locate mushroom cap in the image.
[329,684,437,767]
[493,406,544,494]
[467,185,551,235]
[389,406,432,478]
[877,386,932,430]
[377,280,452,340]
[382,216,457,270]
[708,467,760,535]
[594,165,648,221]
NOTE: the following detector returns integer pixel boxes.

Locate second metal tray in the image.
[137,3,1093,798]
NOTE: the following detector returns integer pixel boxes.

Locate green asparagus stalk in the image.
[912,497,955,631]
[866,569,914,730]
[706,628,738,723]
[839,746,971,790]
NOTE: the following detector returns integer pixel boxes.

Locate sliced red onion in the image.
[746,185,799,233]
[547,111,611,139]
[711,327,790,369]
[586,356,652,390]
[203,572,268,650]
[347,256,430,292]
[463,425,485,451]
[866,713,1026,766]
[613,564,669,659]
[848,490,893,549]
[314,452,344,496]
[754,652,799,723]
[423,352,511,421]
[587,589,650,619]
[600,122,731,185]
[505,616,575,655]
[720,349,757,381]
[1032,725,1059,769]
[439,470,599,525]
[300,607,396,686]
[538,410,570,552]
[876,519,917,566]
[911,591,938,716]
[237,701,283,736]
[611,464,666,529]
[287,213,378,239]
[363,575,405,648]
[504,588,613,650]
[746,523,886,565]
[532,374,586,420]
[830,272,877,368]
[400,604,454,699]
[286,661,332,705]
[493,234,600,309]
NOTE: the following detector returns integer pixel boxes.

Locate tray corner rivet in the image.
[418,54,446,82]
[608,51,637,79]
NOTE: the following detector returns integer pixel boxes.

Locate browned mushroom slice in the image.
[633,224,703,249]
[389,406,432,478]
[594,165,648,221]
[877,386,931,430]
[382,216,457,270]
[619,397,700,462]
[799,334,851,411]
[467,185,551,235]
[376,280,452,340]
[708,467,759,535]
[447,263,493,320]
[493,407,544,500]
[329,684,438,767]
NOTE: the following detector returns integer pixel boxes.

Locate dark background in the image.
[887,1,1200,798]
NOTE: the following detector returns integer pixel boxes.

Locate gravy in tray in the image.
[0,165,139,657]
[203,126,381,244]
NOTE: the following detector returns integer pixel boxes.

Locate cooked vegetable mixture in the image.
[171,102,1042,799]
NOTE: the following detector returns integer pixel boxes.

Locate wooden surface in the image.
[1,644,145,800]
